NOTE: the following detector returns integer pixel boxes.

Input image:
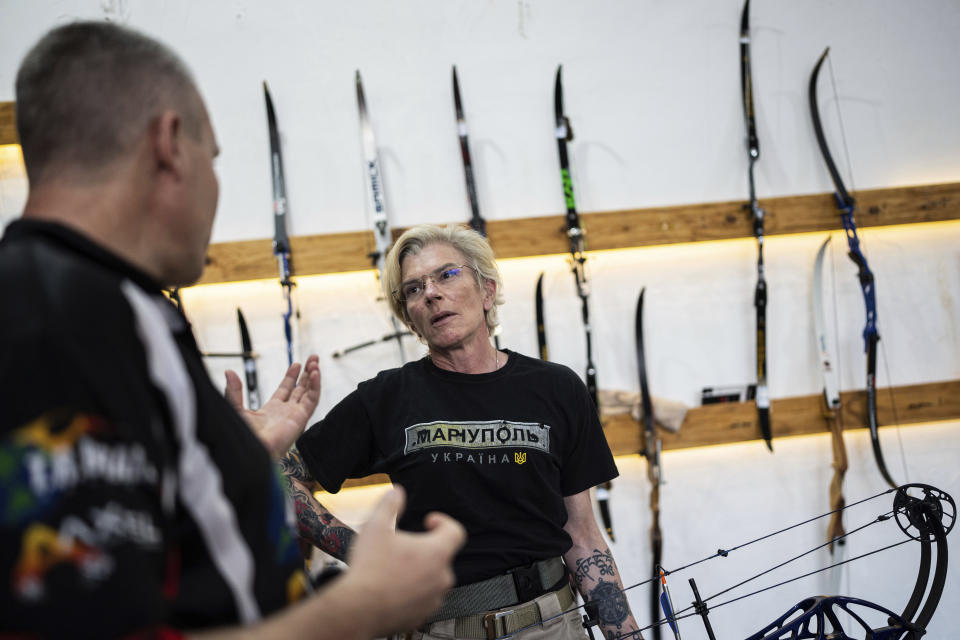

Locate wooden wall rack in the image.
[199,181,960,285]
[2,100,955,280]
[0,102,15,146]
[335,378,960,490]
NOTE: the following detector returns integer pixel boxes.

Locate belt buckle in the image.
[483,609,514,640]
[508,562,543,603]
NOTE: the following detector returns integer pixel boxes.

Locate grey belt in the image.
[428,557,567,623]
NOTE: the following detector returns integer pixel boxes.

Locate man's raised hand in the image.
[225,354,321,458]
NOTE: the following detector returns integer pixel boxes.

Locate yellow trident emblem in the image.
[514,452,527,465]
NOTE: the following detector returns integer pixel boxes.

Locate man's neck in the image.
[22,178,161,282]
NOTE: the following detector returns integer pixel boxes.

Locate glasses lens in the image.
[401,281,423,300]
[399,266,469,302]
[439,266,463,282]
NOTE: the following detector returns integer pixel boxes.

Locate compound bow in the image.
[493,484,954,640]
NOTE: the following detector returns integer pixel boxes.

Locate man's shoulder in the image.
[1,224,129,319]
[0,225,140,370]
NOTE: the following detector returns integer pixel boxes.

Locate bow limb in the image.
[649,481,662,640]
[535,272,548,360]
[824,409,848,553]
[813,238,848,553]
[636,288,663,638]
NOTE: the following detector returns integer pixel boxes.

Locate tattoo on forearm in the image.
[589,580,629,628]
[572,548,637,637]
[574,548,615,586]
[280,445,314,485]
[287,482,356,562]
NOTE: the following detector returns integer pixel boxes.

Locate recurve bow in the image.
[636,288,663,639]
[263,81,297,367]
[553,65,613,541]
[739,0,772,452]
[809,47,896,489]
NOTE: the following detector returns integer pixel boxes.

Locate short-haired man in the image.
[0,21,464,639]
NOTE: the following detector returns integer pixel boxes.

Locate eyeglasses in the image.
[394,264,474,303]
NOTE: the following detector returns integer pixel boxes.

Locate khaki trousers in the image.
[410,587,589,639]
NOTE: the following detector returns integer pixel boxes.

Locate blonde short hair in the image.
[384,224,504,337]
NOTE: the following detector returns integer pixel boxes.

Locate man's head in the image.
[17,21,204,185]
[16,21,219,286]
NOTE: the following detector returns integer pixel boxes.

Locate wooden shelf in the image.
[199,181,960,285]
[3,98,955,277]
[604,378,960,454]
[0,102,16,146]
[332,378,960,490]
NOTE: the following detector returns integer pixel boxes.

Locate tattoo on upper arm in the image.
[280,444,314,485]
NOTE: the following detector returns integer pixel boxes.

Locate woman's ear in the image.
[482,278,496,310]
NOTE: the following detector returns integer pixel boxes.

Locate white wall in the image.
[1,1,958,637]
[2,1,960,233]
